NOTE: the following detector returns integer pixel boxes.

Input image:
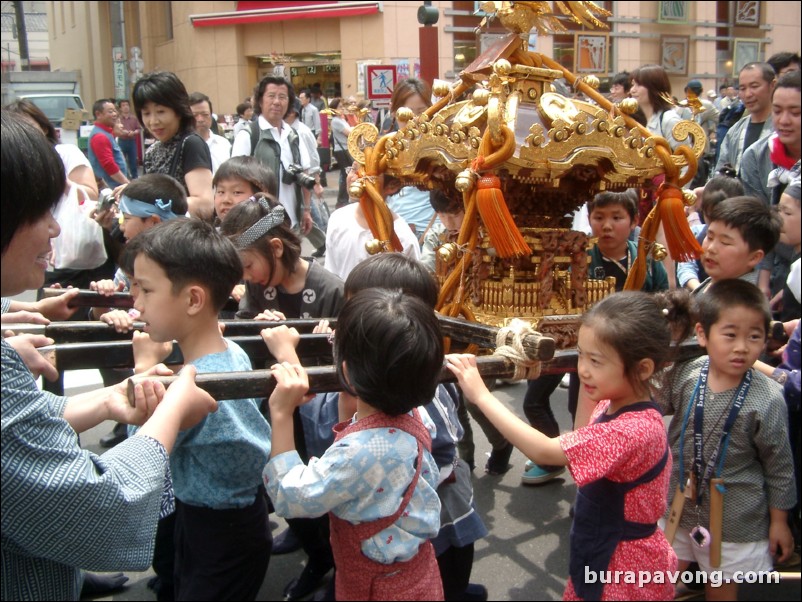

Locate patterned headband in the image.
[234,198,286,249]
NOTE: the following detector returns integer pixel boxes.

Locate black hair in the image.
[4,98,58,144]
[219,195,300,279]
[188,91,213,114]
[775,69,801,95]
[700,175,744,220]
[123,173,188,217]
[767,52,801,75]
[429,189,463,215]
[716,163,737,178]
[132,71,196,134]
[740,62,777,84]
[587,189,638,222]
[344,253,439,309]
[1,111,66,253]
[707,196,781,254]
[299,88,312,99]
[335,288,443,414]
[213,155,278,197]
[252,76,295,116]
[92,98,115,118]
[696,279,770,338]
[121,218,242,311]
[581,289,694,395]
[236,101,252,117]
[611,71,632,92]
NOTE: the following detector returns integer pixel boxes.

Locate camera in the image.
[282,163,317,191]
[97,188,116,212]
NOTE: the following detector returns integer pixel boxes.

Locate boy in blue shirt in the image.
[124,218,272,600]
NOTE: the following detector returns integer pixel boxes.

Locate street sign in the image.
[366,65,396,100]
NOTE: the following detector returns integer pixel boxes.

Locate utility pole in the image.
[13,1,29,71]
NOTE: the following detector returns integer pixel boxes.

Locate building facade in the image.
[45,1,800,120]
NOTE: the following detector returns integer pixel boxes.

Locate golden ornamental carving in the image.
[344,0,702,348]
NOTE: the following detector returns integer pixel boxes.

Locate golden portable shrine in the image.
[346,1,706,350]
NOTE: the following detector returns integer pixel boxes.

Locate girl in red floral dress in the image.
[447,291,694,601]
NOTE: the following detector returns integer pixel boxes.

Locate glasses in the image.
[264,94,289,102]
[345,166,356,174]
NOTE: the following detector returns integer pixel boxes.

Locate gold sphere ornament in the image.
[432,82,451,98]
[682,189,698,207]
[396,107,415,125]
[652,243,668,261]
[455,169,477,193]
[618,98,639,115]
[583,75,600,90]
[493,59,512,77]
[348,179,365,199]
[365,239,383,255]
[437,243,459,265]
[472,88,490,106]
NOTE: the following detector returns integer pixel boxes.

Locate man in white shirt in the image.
[189,92,231,175]
[233,100,254,138]
[231,76,314,235]
[299,89,322,142]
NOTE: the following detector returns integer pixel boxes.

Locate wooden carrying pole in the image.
[128,355,519,405]
[31,315,557,363]
[38,334,334,372]
[125,340,705,405]
[20,314,554,361]
[41,288,238,313]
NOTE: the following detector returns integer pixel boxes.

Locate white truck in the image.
[2,71,88,146]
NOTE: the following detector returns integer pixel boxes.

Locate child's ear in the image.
[745,249,765,270]
[270,237,284,258]
[185,284,206,316]
[694,322,708,348]
[637,357,655,382]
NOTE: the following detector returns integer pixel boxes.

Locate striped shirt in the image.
[1,337,169,600]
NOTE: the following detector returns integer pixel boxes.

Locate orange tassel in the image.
[475,175,530,258]
[657,186,703,263]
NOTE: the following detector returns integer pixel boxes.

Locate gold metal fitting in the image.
[348,179,365,199]
[365,239,384,255]
[437,243,459,264]
[652,243,668,261]
[472,88,490,106]
[455,169,477,193]
[583,75,600,90]
[682,189,698,207]
[396,107,415,126]
[493,59,512,77]
[618,98,639,115]
[432,81,451,98]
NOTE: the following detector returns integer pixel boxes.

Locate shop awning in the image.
[190,1,381,28]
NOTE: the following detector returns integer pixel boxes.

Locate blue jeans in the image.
[118,138,139,179]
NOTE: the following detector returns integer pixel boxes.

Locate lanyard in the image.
[678,359,751,505]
